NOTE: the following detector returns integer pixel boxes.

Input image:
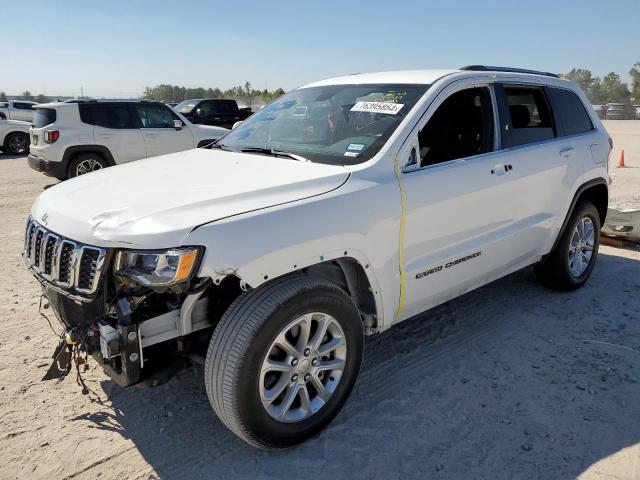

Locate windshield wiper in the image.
[209,142,232,151]
[240,147,309,162]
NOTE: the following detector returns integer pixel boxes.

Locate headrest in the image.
[510,104,531,128]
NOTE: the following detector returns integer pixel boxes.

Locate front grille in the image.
[24,217,108,296]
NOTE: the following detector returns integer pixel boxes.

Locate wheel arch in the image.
[209,254,383,335]
[62,145,116,168]
[550,177,608,254]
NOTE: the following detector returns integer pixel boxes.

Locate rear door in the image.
[494,83,581,254]
[87,103,147,164]
[134,104,195,157]
[212,100,242,128]
[12,102,35,121]
[546,86,600,168]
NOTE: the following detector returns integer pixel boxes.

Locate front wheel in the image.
[535,201,601,290]
[205,275,364,449]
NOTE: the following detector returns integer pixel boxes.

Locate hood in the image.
[193,123,228,133]
[31,148,349,248]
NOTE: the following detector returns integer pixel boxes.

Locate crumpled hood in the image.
[31,148,349,248]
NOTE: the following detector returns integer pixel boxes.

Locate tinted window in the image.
[197,101,213,115]
[135,104,179,128]
[14,102,34,110]
[88,105,134,129]
[547,88,593,136]
[213,100,237,114]
[33,109,56,128]
[418,87,494,167]
[500,85,554,148]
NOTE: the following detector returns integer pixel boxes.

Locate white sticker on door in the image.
[350,102,404,115]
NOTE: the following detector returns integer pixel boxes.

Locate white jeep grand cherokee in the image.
[24,66,610,449]
[28,99,228,179]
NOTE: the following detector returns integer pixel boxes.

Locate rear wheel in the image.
[4,132,29,154]
[68,153,108,177]
[205,275,364,449]
[535,201,600,290]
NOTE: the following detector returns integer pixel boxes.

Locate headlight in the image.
[115,247,201,287]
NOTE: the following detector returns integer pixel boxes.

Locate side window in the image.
[418,87,494,167]
[499,85,554,148]
[135,104,179,128]
[90,105,135,129]
[547,87,593,136]
[197,101,213,116]
[14,102,33,110]
[217,101,236,113]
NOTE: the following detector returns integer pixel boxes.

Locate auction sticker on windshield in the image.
[351,102,404,115]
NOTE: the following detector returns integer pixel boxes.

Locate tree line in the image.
[142,82,286,107]
[561,62,639,105]
[3,63,639,107]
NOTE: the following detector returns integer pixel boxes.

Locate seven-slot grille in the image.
[24,217,107,295]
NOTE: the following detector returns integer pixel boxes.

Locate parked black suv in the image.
[175,98,252,129]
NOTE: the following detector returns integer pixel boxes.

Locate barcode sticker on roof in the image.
[351,102,404,115]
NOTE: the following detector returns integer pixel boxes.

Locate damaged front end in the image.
[24,216,238,388]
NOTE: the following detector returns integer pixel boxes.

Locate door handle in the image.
[559,147,576,158]
[491,164,513,175]
[97,133,112,139]
[145,133,158,139]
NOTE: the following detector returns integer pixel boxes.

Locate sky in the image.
[2,0,639,98]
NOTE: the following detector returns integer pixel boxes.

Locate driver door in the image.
[134,104,195,158]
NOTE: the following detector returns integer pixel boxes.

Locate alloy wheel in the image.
[75,158,103,175]
[568,217,595,277]
[259,312,347,423]
[8,135,28,154]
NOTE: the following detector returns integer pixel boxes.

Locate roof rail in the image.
[63,98,98,103]
[460,65,560,78]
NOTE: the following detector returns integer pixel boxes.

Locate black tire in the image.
[68,152,108,178]
[4,132,29,155]
[205,274,364,449]
[535,201,600,291]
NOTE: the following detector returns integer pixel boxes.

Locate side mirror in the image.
[196,108,205,117]
[173,119,183,130]
[232,121,244,130]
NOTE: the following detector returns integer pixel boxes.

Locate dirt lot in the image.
[0,121,639,480]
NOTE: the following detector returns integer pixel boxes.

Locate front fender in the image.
[183,175,400,329]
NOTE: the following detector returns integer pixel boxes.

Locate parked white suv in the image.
[28,100,228,179]
[24,66,610,449]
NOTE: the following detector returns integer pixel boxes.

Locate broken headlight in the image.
[115,247,201,287]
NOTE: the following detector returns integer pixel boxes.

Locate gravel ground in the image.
[0,121,639,480]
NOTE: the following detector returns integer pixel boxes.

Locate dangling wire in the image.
[39,295,61,337]
[72,344,102,403]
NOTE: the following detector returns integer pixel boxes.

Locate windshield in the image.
[175,100,199,113]
[218,83,429,165]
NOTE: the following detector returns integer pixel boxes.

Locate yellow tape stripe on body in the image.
[393,154,407,318]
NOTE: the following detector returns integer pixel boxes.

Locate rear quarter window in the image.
[33,109,57,128]
[547,87,593,136]
[81,104,134,129]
